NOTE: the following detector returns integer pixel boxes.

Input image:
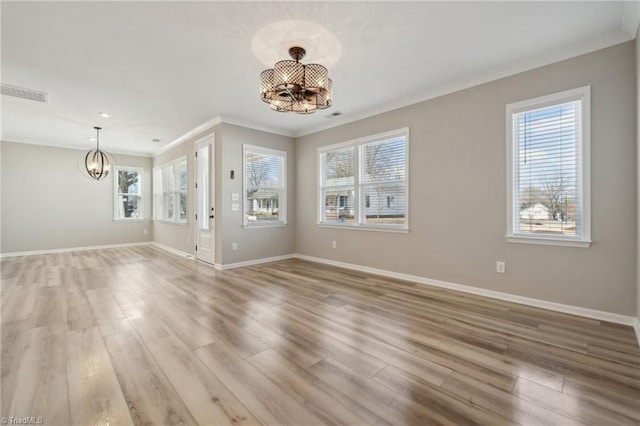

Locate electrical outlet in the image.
[332,241,337,249]
[496,261,506,274]
[232,243,238,251]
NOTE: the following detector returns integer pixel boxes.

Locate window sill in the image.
[317,223,409,234]
[506,235,591,248]
[153,219,188,226]
[243,222,288,229]
[114,219,145,223]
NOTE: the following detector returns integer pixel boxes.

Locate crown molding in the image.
[154,115,222,157]
[218,116,296,138]
[294,29,632,138]
[0,138,153,158]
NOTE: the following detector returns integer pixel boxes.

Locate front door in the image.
[195,134,215,265]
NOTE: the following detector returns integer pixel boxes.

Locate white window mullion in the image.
[154,156,187,224]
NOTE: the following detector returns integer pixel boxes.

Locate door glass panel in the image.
[197,145,209,230]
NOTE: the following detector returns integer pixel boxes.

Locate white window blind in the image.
[243,145,287,226]
[164,164,175,220]
[153,167,163,219]
[176,160,188,222]
[153,157,187,224]
[360,136,406,226]
[320,146,356,224]
[507,86,590,247]
[318,128,409,230]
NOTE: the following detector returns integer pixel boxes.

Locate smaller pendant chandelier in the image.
[260,46,333,114]
[85,126,111,180]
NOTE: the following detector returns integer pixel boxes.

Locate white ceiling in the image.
[1,1,637,157]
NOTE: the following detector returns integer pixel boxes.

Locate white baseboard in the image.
[150,242,194,259]
[0,242,151,258]
[150,244,293,271]
[217,254,296,270]
[294,254,637,327]
[634,318,640,348]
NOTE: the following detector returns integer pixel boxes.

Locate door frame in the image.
[194,133,216,265]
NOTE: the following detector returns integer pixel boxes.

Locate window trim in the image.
[153,156,188,224]
[242,144,287,228]
[506,86,591,248]
[317,127,410,232]
[114,165,144,222]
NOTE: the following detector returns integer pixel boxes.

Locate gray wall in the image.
[1,141,153,253]
[217,123,296,264]
[296,42,637,316]
[152,123,295,266]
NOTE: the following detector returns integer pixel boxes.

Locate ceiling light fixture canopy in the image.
[260,46,333,114]
[85,126,111,180]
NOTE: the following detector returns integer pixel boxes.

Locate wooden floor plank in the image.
[195,341,327,426]
[9,324,70,425]
[30,286,66,329]
[147,334,261,425]
[441,372,581,426]
[139,292,217,349]
[1,284,36,322]
[66,326,133,426]
[86,287,126,321]
[307,357,452,425]
[103,330,198,425]
[248,348,388,426]
[0,320,29,416]
[513,377,637,425]
[372,364,513,425]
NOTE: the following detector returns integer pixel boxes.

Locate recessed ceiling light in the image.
[99,112,111,118]
[87,137,96,142]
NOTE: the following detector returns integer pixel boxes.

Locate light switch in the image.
[231,193,239,201]
[232,203,239,211]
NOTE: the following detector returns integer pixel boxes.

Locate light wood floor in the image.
[1,246,639,425]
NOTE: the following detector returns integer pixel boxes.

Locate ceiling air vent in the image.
[326,111,343,118]
[0,83,48,103]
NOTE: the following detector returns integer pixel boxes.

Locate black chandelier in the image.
[260,46,333,114]
[85,126,111,180]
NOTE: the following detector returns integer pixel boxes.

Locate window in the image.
[114,166,143,221]
[318,128,409,230]
[506,86,590,247]
[153,157,187,223]
[243,145,287,227]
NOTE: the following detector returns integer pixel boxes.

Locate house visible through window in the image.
[506,86,590,247]
[153,156,187,223]
[243,145,287,227]
[115,166,143,220]
[318,128,409,230]
[386,196,395,208]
